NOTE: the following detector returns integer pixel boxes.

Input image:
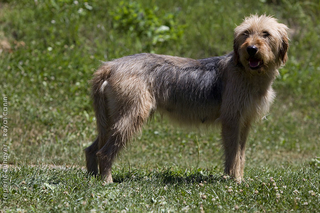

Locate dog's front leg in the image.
[221,118,242,182]
[239,121,251,179]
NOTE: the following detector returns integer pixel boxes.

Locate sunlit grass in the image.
[0,0,319,211]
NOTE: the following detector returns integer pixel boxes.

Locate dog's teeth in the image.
[250,60,260,68]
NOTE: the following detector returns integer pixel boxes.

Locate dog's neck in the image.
[220,53,278,97]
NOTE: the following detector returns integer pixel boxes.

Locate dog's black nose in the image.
[247,45,258,56]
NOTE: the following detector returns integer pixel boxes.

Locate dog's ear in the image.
[233,39,240,65]
[279,35,289,64]
[278,24,289,65]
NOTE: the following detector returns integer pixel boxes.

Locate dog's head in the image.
[233,15,289,74]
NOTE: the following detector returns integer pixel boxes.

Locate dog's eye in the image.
[263,31,270,38]
[243,30,250,37]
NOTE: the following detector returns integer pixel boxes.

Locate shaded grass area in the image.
[0,0,320,211]
[1,165,319,212]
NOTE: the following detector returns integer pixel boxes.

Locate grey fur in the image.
[85,15,289,183]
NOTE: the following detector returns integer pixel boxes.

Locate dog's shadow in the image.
[112,169,227,185]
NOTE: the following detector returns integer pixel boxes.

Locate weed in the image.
[111,1,185,51]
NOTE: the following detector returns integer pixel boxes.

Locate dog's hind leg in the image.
[96,89,154,183]
[86,114,112,177]
[85,101,112,176]
[86,68,112,177]
[85,138,99,176]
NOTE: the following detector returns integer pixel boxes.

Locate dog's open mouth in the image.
[249,58,263,70]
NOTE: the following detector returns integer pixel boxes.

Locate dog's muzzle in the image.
[247,45,262,69]
[247,45,258,56]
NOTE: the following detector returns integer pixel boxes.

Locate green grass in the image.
[1,0,320,212]
[2,166,319,212]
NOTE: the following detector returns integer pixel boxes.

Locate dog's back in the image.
[96,53,228,124]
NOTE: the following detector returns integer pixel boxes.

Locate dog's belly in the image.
[153,75,223,125]
[157,103,221,125]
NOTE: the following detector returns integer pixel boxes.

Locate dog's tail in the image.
[91,64,112,146]
[92,64,112,95]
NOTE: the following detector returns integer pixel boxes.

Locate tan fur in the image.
[85,15,289,183]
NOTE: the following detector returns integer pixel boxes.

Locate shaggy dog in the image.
[85,15,289,183]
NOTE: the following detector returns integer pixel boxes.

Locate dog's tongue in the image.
[249,59,261,68]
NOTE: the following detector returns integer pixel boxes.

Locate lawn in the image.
[0,0,319,212]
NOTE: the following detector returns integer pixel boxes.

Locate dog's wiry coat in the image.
[85,15,289,183]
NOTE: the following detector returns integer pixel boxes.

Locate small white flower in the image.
[293,189,299,195]
[181,206,190,212]
[47,47,53,51]
[78,8,83,14]
[156,25,170,32]
[308,190,316,196]
[84,2,93,10]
